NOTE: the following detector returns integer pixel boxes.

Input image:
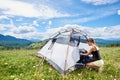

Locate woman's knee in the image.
[86,63,92,67]
[86,62,99,69]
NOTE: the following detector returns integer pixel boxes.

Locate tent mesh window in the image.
[55,34,69,45]
[80,36,87,43]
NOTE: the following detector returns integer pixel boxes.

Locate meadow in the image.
[0,47,120,80]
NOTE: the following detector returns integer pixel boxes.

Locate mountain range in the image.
[0,34,120,49]
[0,34,32,48]
[94,38,120,46]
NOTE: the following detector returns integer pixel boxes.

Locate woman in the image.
[80,38,104,73]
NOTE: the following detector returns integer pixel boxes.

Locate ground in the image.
[0,47,120,80]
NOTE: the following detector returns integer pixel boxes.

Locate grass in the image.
[0,47,120,80]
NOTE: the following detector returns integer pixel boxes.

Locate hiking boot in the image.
[98,66,103,73]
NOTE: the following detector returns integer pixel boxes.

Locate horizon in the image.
[0,0,120,40]
[0,33,120,42]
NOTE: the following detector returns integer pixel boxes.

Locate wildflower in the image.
[4,63,8,65]
[33,66,36,68]
[20,73,23,76]
[10,75,15,78]
[14,78,19,80]
[36,64,39,67]
[49,68,52,72]
[78,73,80,76]
[89,78,92,80]
[34,73,37,76]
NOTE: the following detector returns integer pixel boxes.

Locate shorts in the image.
[93,59,104,67]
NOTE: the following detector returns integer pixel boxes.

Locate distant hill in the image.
[95,38,120,47]
[27,40,48,49]
[28,38,120,49]
[0,33,119,49]
[0,34,32,48]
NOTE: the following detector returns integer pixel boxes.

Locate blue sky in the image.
[0,0,120,40]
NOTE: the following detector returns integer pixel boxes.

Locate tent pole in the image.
[63,31,72,75]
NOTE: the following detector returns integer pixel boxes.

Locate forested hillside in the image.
[0,34,32,49]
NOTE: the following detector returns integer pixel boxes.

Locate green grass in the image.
[0,47,120,80]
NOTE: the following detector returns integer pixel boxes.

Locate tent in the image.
[37,28,91,75]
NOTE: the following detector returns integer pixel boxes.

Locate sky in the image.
[0,0,120,40]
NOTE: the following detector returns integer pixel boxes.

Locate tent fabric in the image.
[37,28,90,74]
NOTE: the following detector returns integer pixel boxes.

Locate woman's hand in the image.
[80,53,88,56]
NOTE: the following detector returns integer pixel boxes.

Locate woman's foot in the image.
[98,66,103,73]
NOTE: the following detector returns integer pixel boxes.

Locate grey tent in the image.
[37,28,90,75]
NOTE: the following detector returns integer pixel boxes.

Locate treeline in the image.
[105,43,120,47]
[0,42,32,50]
[0,46,28,50]
[0,40,48,50]
[0,46,19,50]
[0,41,120,50]
[0,41,32,47]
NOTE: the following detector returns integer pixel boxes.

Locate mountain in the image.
[95,38,120,47]
[0,34,32,48]
[0,33,119,49]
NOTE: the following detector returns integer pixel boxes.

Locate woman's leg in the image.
[86,61,103,73]
[86,62,99,69]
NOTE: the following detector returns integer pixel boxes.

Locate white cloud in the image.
[0,0,39,17]
[16,18,23,22]
[3,24,42,40]
[81,0,118,5]
[37,5,70,19]
[11,26,37,34]
[0,0,70,19]
[33,20,39,26]
[1,21,120,40]
[87,26,120,39]
[46,20,52,29]
[118,10,120,15]
[40,24,120,40]
[0,25,5,30]
[2,24,120,40]
[0,24,13,31]
[5,31,42,40]
[0,15,9,19]
[48,21,52,25]
[0,19,15,31]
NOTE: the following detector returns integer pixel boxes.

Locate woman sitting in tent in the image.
[80,38,104,73]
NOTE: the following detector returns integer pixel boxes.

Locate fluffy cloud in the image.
[81,0,118,5]
[41,24,120,40]
[0,15,9,19]
[5,31,43,40]
[85,26,120,39]
[0,26,5,30]
[37,5,70,19]
[1,23,120,40]
[48,21,52,26]
[118,10,120,15]
[33,20,39,26]
[0,0,70,19]
[0,21,15,31]
[3,25,42,40]
[0,0,39,17]
[11,26,37,34]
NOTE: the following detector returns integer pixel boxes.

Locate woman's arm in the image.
[80,47,94,56]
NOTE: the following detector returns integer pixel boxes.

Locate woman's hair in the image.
[87,38,95,43]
